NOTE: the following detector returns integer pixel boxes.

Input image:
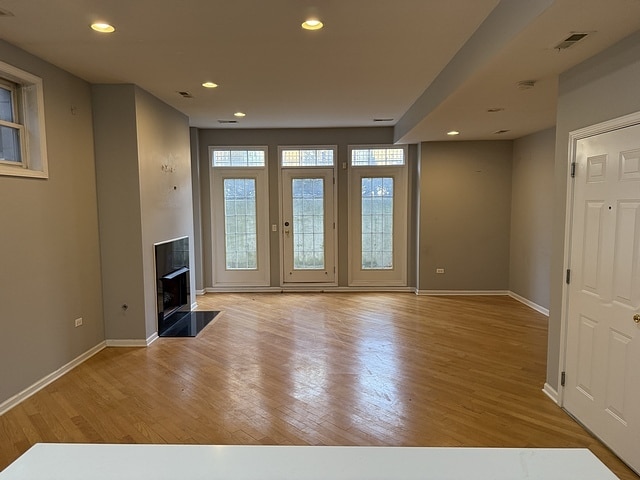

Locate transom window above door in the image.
[212,147,266,167]
[351,147,405,166]
[281,146,335,167]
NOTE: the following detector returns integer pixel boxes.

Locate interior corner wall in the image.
[0,40,104,405]
[418,141,513,292]
[134,87,194,339]
[548,29,640,392]
[190,127,205,294]
[509,128,555,309]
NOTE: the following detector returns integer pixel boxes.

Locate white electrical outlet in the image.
[75,317,83,327]
[436,268,445,274]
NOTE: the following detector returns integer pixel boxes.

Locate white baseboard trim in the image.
[146,332,159,346]
[415,290,509,296]
[191,301,198,310]
[195,289,206,296]
[105,339,148,347]
[508,291,549,316]
[0,341,107,416]
[205,286,415,293]
[205,286,282,293]
[543,383,559,405]
[332,286,414,292]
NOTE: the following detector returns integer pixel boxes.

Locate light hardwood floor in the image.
[0,293,637,478]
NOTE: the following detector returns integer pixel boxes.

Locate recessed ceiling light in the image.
[487,107,504,113]
[234,112,246,118]
[202,82,218,89]
[447,130,460,136]
[90,22,115,33]
[302,19,323,30]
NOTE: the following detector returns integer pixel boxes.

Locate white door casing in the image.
[564,119,640,474]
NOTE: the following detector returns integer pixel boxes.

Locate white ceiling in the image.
[1,0,639,143]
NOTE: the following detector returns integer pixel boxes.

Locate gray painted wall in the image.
[134,87,194,339]
[418,141,513,291]
[195,128,418,288]
[92,85,146,340]
[510,128,554,309]
[548,30,640,391]
[92,85,194,341]
[0,41,104,405]
[190,128,205,293]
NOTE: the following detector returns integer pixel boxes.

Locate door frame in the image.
[559,110,640,407]
[277,158,338,288]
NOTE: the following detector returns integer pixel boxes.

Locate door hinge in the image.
[566,269,571,284]
[561,371,566,387]
[570,162,576,178]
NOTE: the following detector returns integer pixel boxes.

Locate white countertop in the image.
[0,444,620,480]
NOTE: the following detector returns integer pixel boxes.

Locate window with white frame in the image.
[0,61,48,178]
[210,146,270,287]
[349,145,408,286]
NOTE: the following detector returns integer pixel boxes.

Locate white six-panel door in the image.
[565,122,640,473]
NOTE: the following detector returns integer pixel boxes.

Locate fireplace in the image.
[155,237,191,336]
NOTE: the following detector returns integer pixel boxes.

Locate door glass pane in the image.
[362,177,393,269]
[224,178,257,270]
[292,178,325,270]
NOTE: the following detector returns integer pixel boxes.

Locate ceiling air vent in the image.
[373,118,394,123]
[493,129,510,135]
[554,33,589,51]
[218,120,238,124]
[178,91,193,98]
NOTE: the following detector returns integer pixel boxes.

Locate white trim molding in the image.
[508,291,549,316]
[415,290,509,296]
[105,333,158,348]
[543,383,559,405]
[0,341,106,416]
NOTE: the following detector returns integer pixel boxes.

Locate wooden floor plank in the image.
[0,293,637,479]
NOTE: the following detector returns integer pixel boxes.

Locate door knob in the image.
[634,314,640,324]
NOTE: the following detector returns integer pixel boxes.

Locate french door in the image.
[281,168,335,283]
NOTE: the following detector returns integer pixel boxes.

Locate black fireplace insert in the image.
[155,237,191,335]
